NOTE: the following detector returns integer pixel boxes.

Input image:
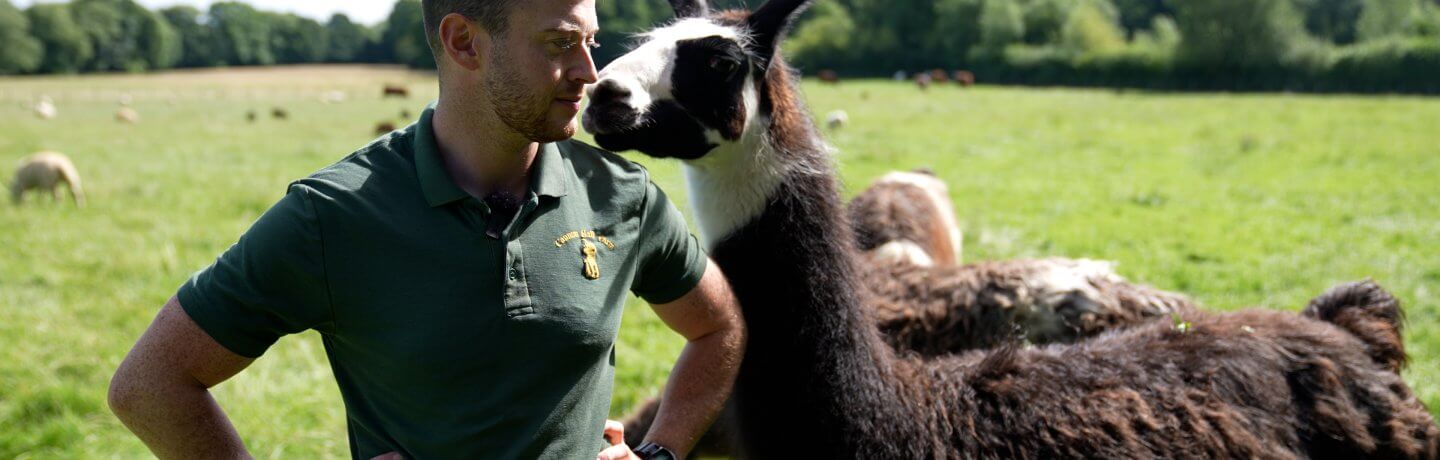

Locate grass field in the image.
[1,64,1436,458]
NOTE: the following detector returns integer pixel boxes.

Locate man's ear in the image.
[439,13,485,71]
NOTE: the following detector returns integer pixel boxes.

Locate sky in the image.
[12,0,395,25]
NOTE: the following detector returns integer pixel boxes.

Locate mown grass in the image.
[1,65,1436,458]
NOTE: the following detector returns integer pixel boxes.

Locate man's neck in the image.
[431,100,538,200]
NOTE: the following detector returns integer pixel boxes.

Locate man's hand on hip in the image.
[598,420,640,460]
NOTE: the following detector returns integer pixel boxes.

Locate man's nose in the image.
[570,46,599,85]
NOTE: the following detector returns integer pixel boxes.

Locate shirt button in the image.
[508,268,519,280]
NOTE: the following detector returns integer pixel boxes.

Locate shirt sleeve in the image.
[630,180,708,305]
[176,184,332,358]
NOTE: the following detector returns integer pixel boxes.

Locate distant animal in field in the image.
[320,90,348,104]
[33,97,56,120]
[818,69,840,84]
[382,84,410,98]
[116,107,140,124]
[271,107,289,120]
[954,70,976,87]
[929,69,951,83]
[825,110,848,130]
[915,72,933,90]
[375,121,398,136]
[10,151,85,207]
[245,110,257,123]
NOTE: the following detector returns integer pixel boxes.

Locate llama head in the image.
[581,0,811,160]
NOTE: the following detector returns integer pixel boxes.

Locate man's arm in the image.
[108,296,256,459]
[603,259,746,459]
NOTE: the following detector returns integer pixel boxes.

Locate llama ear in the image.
[745,0,811,67]
[668,0,710,18]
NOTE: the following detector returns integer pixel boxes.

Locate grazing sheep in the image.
[587,1,1439,457]
[33,97,57,120]
[954,70,976,87]
[271,107,288,120]
[824,110,848,131]
[10,151,85,207]
[382,84,410,98]
[116,107,140,124]
[320,90,348,104]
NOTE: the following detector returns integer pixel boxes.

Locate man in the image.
[106,0,746,458]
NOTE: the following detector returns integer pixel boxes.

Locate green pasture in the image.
[1,65,1436,458]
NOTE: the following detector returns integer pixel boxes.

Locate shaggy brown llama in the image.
[623,173,1197,457]
[585,0,1438,457]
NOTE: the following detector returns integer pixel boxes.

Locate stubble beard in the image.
[484,46,575,143]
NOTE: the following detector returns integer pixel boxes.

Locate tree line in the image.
[0,0,433,74]
[2,0,1438,93]
[781,0,1440,92]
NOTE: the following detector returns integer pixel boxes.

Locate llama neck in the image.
[687,120,916,455]
[682,129,783,249]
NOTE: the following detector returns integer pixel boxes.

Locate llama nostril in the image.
[591,81,632,105]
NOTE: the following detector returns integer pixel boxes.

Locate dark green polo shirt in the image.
[177,106,707,459]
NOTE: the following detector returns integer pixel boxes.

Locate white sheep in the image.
[10,151,86,207]
[320,90,348,104]
[116,107,141,124]
[825,110,849,130]
[33,97,57,120]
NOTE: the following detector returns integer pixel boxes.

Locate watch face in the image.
[634,442,677,460]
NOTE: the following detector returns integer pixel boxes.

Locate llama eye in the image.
[709,56,738,74]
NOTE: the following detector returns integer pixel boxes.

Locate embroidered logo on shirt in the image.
[581,240,600,280]
[555,230,615,280]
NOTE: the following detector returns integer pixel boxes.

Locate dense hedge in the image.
[946,38,1440,93]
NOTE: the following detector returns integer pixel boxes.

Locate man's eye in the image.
[552,38,578,50]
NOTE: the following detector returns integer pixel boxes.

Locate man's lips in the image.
[555,97,583,111]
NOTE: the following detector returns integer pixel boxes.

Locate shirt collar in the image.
[532,142,571,200]
[413,104,572,208]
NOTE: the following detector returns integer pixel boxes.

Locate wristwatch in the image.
[632,441,677,460]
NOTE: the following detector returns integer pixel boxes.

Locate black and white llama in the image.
[585,0,1439,457]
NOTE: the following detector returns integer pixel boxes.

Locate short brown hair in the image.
[422,0,522,58]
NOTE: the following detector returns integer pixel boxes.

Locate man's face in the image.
[482,0,599,143]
